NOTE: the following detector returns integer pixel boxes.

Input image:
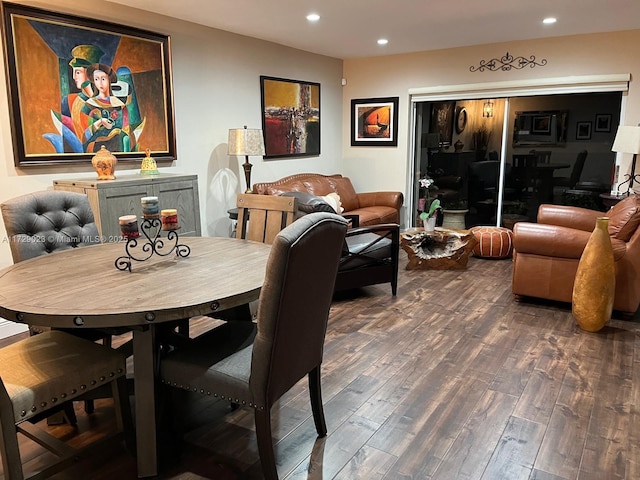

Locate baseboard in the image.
[0,320,28,339]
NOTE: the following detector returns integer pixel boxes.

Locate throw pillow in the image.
[321,192,344,214]
[279,191,336,214]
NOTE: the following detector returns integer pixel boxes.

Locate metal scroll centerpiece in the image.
[115,218,190,272]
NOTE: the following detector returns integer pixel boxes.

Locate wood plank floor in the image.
[2,250,639,480]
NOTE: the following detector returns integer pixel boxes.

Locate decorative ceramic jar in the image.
[92,146,117,180]
[572,216,615,332]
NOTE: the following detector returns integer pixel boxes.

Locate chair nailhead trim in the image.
[51,397,57,403]
[100,376,106,381]
[20,410,27,417]
[91,380,97,385]
[30,406,37,412]
[40,402,47,407]
[80,385,87,390]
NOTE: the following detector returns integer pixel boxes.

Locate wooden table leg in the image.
[133,326,158,477]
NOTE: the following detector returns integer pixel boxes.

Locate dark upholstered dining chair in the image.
[1,190,128,416]
[160,212,348,480]
[0,330,133,480]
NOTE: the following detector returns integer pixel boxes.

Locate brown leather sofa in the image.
[253,173,403,226]
[512,195,640,315]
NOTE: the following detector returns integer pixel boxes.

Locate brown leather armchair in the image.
[512,195,640,315]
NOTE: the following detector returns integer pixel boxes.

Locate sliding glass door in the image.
[410,91,623,229]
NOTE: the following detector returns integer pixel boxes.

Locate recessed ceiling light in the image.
[377,38,389,45]
[543,17,557,24]
[306,13,320,22]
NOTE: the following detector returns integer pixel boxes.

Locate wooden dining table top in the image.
[0,236,271,331]
[0,235,271,478]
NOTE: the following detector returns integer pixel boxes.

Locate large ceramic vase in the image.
[572,217,615,332]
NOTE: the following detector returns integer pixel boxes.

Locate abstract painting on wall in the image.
[260,76,320,158]
[1,3,175,166]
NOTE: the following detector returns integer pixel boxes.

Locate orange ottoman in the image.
[470,226,513,259]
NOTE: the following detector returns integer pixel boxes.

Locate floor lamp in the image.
[611,125,640,196]
[228,126,266,193]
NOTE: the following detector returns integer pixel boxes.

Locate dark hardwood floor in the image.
[2,251,639,480]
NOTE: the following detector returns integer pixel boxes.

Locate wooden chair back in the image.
[530,149,552,164]
[236,194,298,244]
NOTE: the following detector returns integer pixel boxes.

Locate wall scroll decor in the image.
[1,3,176,167]
[350,97,399,146]
[470,52,547,72]
[260,76,320,158]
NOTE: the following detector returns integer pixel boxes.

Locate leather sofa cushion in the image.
[608,195,640,241]
[265,181,307,196]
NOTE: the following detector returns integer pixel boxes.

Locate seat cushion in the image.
[471,226,514,259]
[340,232,392,270]
[0,330,126,423]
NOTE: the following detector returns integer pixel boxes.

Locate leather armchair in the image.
[512,195,640,315]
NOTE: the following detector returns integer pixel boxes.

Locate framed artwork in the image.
[430,101,455,147]
[350,97,399,146]
[260,76,320,158]
[595,114,612,132]
[1,3,175,167]
[455,106,467,134]
[532,115,552,134]
[576,121,592,140]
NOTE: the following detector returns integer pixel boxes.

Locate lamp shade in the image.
[228,127,265,156]
[612,125,640,154]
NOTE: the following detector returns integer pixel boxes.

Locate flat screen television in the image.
[513,110,568,146]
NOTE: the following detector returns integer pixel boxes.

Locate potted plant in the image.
[472,124,492,161]
[419,198,441,231]
[441,199,468,230]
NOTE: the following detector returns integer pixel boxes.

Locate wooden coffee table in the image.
[400,227,477,270]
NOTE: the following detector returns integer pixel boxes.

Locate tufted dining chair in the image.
[0,330,133,479]
[160,212,348,479]
[1,190,127,416]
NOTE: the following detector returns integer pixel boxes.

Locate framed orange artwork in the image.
[350,97,399,147]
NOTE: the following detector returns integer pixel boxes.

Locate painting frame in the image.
[594,114,612,133]
[576,121,592,140]
[350,96,399,147]
[1,2,176,167]
[532,115,552,134]
[430,101,455,148]
[260,75,320,159]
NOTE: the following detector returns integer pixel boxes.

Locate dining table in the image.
[0,236,271,477]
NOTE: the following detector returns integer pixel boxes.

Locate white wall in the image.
[342,31,640,226]
[0,0,343,337]
[0,0,344,270]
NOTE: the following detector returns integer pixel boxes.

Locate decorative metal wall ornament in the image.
[470,52,547,72]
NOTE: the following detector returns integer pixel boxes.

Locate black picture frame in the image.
[430,101,455,147]
[350,97,399,147]
[1,2,176,166]
[595,114,612,133]
[576,121,592,140]
[260,76,320,158]
[532,115,552,134]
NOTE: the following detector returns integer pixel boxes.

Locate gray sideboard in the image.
[53,173,201,240]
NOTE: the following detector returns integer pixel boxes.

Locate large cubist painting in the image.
[1,3,175,166]
[260,76,320,158]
